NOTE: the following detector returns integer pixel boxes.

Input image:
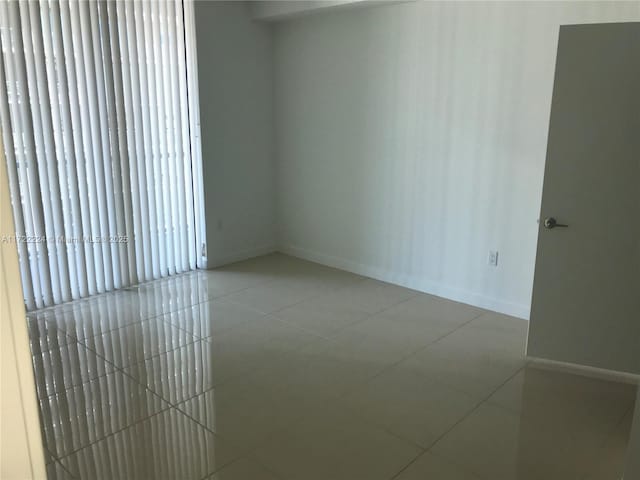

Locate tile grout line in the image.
[388,363,527,480]
[268,286,436,346]
[34,327,204,401]
[54,405,175,466]
[209,276,422,347]
[351,309,489,392]
[32,263,526,479]
[212,310,497,476]
[220,276,366,316]
[35,265,293,343]
[109,320,332,413]
[204,302,496,459]
[39,268,439,370]
[50,457,78,479]
[39,279,481,404]
[303,312,497,467]
[47,269,352,359]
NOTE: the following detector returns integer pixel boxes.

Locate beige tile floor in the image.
[27,253,637,480]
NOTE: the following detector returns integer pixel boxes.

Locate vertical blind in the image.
[0,0,206,311]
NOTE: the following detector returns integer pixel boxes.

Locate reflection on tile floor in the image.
[28,253,637,479]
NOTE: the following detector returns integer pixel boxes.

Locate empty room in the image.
[1,1,639,479]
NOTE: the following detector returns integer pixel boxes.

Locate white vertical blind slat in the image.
[0,46,35,309]
[58,0,94,297]
[77,0,112,293]
[88,0,119,290]
[37,0,79,301]
[176,0,198,270]
[166,0,188,272]
[1,3,41,308]
[48,0,89,299]
[134,0,160,280]
[158,0,178,276]
[27,1,72,303]
[0,0,206,310]
[94,0,127,289]
[151,0,173,277]
[183,0,206,269]
[19,0,63,305]
[28,2,71,303]
[142,0,166,278]
[68,0,105,294]
[106,0,136,286]
[115,0,145,283]
[5,0,51,307]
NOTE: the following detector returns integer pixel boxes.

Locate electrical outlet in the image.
[488,250,499,267]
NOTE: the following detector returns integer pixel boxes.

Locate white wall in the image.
[1,136,46,479]
[194,1,276,266]
[273,1,640,318]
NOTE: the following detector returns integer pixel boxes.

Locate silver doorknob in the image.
[544,217,568,229]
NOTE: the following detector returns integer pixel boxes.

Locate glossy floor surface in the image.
[28,254,636,480]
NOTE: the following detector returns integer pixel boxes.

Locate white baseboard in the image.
[527,356,640,385]
[208,244,277,268]
[279,244,531,320]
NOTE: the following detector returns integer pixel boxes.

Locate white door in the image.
[528,23,640,375]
